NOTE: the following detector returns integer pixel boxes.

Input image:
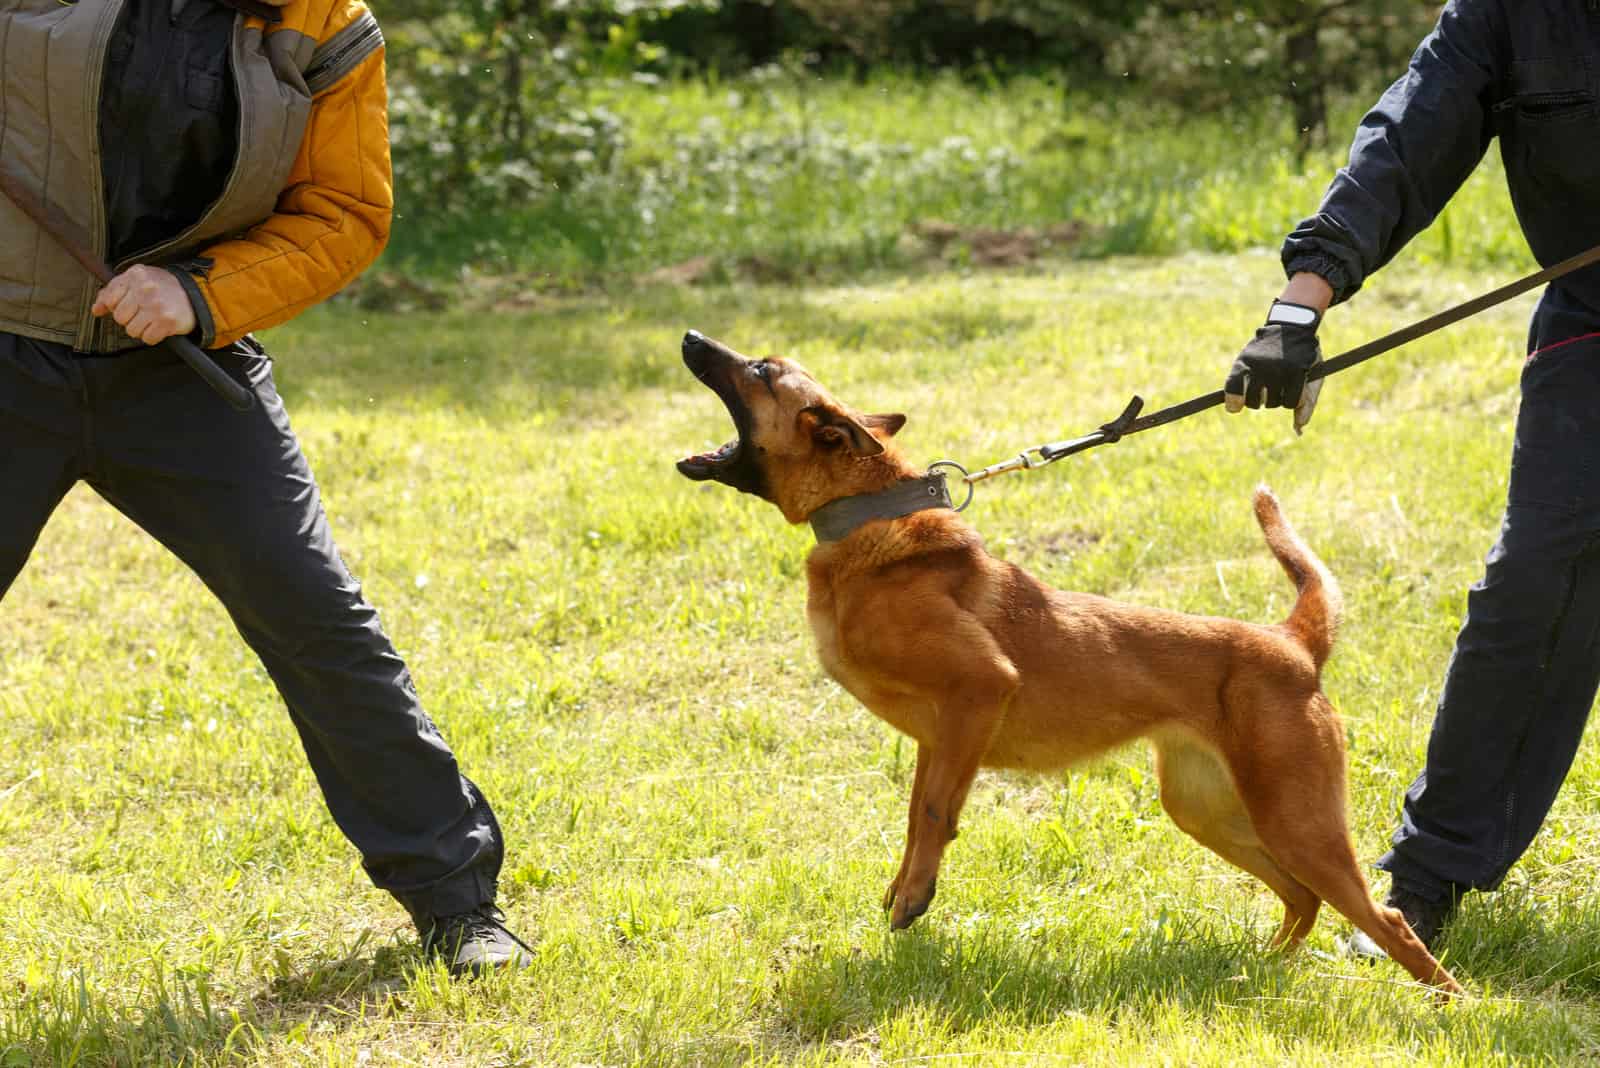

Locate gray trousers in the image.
[0,332,502,925]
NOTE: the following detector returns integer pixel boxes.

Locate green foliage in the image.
[378,1,1450,219]
[384,14,603,210]
[382,0,706,212]
[638,0,1085,72]
[381,71,1529,289]
[1103,1,1441,150]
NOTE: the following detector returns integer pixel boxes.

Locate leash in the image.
[0,165,255,411]
[931,241,1600,511]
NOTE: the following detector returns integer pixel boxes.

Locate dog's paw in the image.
[888,897,927,930]
[888,878,936,930]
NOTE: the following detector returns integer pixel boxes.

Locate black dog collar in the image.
[808,473,954,543]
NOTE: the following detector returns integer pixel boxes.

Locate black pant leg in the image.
[0,335,84,596]
[1379,323,1600,898]
[79,341,502,923]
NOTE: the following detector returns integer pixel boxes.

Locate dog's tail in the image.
[1253,485,1342,670]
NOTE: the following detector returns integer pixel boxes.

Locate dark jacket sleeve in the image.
[1283,0,1507,303]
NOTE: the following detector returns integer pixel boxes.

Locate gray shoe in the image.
[1347,887,1457,961]
[421,904,533,976]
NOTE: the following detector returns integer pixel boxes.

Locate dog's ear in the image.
[800,405,885,456]
[859,413,906,438]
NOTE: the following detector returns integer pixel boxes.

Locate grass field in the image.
[6,242,1600,1065]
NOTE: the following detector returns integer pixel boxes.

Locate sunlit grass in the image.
[5,251,1598,1065]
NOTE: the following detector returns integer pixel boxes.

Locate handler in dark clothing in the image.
[0,0,527,974]
[1224,0,1600,953]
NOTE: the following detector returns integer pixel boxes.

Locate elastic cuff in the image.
[1283,252,1358,306]
[164,267,218,348]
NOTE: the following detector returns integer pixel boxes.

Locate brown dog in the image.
[676,330,1462,995]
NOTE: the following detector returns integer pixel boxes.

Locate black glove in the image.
[1225,301,1324,431]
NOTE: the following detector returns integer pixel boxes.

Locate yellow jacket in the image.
[185,0,393,349]
[0,0,391,352]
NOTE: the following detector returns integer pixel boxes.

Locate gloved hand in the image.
[1224,301,1324,433]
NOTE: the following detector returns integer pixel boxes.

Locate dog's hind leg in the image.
[1154,737,1321,948]
[1225,695,1464,995]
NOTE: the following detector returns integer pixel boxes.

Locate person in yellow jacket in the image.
[0,0,528,975]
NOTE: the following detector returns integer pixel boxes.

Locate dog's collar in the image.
[808,473,954,543]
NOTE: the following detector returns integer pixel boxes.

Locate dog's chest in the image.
[806,600,932,742]
[806,603,853,689]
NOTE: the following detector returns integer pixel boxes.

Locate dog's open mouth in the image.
[676,330,768,497]
[677,438,741,480]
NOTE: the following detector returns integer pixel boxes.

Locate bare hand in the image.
[92,265,197,345]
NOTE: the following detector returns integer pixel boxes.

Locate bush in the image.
[383,0,704,215]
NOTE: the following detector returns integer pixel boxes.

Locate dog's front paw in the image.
[888,878,936,930]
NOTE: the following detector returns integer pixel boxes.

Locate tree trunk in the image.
[1285,19,1327,162]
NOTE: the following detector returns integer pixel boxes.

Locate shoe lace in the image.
[435,905,535,957]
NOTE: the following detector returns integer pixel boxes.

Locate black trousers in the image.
[0,332,502,924]
[1379,286,1600,901]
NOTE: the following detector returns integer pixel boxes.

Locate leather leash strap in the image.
[0,165,255,411]
[1035,240,1600,464]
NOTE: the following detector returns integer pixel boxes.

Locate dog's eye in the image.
[752,362,770,380]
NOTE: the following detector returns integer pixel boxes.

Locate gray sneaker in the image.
[421,905,533,976]
[1347,887,1458,960]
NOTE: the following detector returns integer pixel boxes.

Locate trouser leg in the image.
[79,341,501,922]
[0,337,84,596]
[1378,335,1600,900]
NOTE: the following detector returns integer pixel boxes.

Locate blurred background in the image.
[366,1,1525,302]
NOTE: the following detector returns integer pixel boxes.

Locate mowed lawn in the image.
[6,251,1600,1065]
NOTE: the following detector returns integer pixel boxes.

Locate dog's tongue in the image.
[683,440,738,464]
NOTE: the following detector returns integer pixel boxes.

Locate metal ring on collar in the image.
[927,460,974,512]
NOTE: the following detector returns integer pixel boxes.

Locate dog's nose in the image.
[682,330,707,354]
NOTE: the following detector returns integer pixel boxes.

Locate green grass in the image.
[383,70,1529,287]
[6,247,1600,1065]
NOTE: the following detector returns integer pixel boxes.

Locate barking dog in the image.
[676,330,1461,995]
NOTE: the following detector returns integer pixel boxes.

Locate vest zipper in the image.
[77,0,129,350]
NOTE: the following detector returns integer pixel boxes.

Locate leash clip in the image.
[965,449,1047,484]
[931,393,1146,511]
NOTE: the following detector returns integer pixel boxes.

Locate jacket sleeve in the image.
[1282,0,1506,303]
[183,2,391,348]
